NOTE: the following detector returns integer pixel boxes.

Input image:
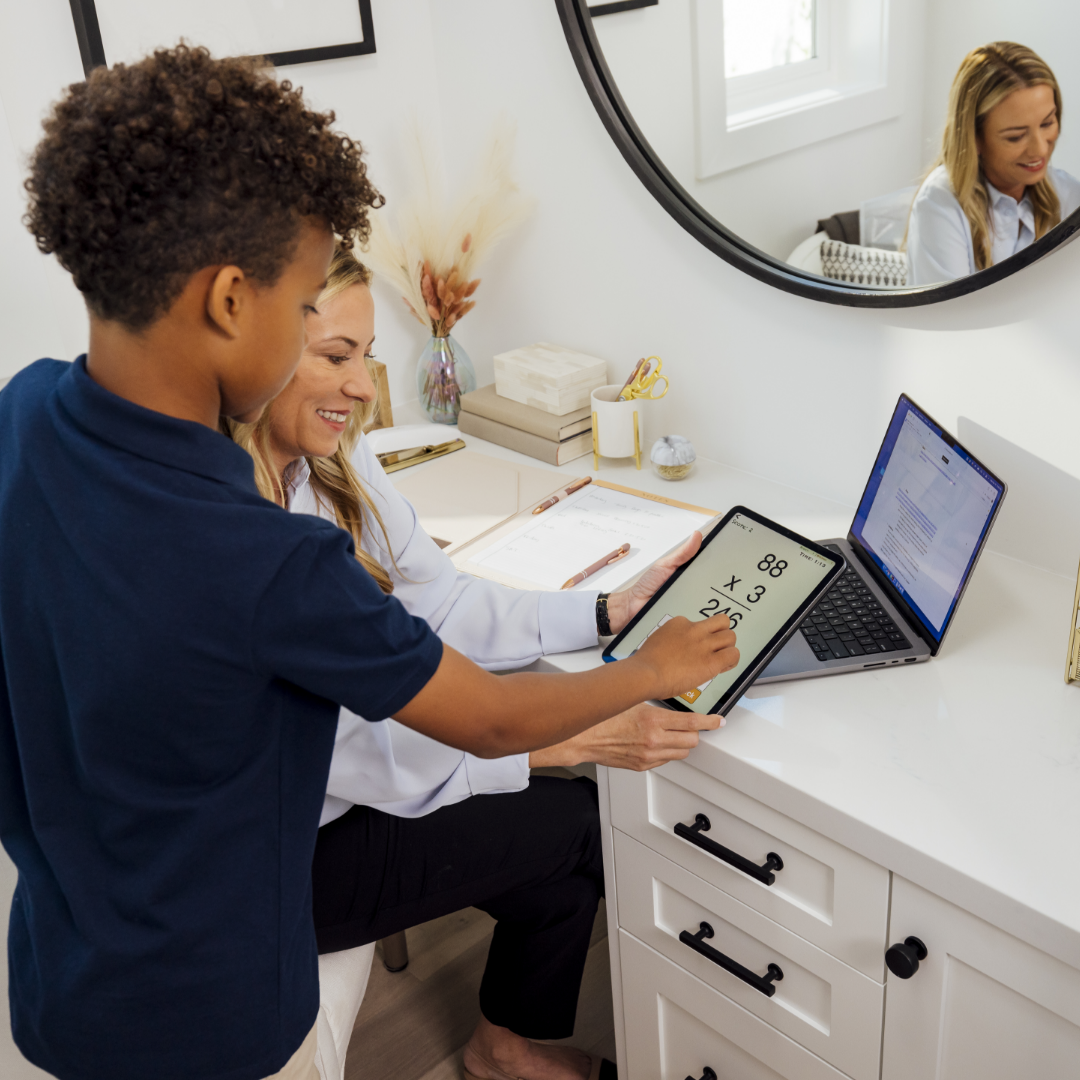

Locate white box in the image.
[493,342,608,416]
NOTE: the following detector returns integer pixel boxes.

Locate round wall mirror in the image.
[556,0,1080,307]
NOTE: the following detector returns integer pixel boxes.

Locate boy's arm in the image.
[393,613,737,758]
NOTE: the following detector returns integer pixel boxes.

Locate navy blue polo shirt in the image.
[0,358,444,1080]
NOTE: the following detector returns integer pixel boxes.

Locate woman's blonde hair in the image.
[935,42,1062,271]
[224,247,397,593]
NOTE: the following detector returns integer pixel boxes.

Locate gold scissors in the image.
[623,356,669,400]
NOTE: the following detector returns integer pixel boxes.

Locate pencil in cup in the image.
[561,543,631,590]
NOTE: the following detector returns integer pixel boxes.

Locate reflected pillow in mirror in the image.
[820,239,908,290]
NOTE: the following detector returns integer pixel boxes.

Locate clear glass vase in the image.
[416,334,476,425]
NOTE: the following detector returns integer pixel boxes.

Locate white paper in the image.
[94,0,365,66]
[469,486,712,592]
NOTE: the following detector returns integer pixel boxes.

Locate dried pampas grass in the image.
[362,120,535,338]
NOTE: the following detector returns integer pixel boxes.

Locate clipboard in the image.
[391,450,572,553]
[1065,556,1080,684]
[451,479,718,592]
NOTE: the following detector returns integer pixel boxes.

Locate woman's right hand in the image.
[632,613,739,700]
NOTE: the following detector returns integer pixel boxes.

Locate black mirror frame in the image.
[555,0,1080,308]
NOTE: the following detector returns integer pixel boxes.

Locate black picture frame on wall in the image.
[555,0,1080,308]
[68,0,376,77]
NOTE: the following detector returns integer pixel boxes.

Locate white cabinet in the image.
[607,768,1080,1080]
[615,830,883,1080]
[609,762,890,979]
[881,877,1080,1080]
[620,931,853,1080]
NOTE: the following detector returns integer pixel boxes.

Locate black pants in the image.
[311,776,604,1040]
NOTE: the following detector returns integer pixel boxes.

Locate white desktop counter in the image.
[408,420,1080,1080]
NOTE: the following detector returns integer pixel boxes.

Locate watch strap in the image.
[596,592,612,637]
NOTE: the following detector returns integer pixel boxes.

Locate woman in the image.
[907,42,1080,285]
[226,249,722,1080]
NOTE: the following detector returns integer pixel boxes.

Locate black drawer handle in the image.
[685,1070,716,1080]
[674,813,784,885]
[679,921,784,997]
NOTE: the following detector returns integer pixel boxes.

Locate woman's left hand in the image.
[604,531,703,637]
[528,701,722,771]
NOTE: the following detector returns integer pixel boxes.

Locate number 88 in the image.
[757,554,788,578]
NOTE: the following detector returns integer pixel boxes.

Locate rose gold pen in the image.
[560,543,631,590]
[532,476,593,514]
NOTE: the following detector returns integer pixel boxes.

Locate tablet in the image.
[602,507,845,715]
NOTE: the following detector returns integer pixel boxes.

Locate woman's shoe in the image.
[462,1050,617,1080]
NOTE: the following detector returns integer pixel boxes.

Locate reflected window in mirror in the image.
[723,0,815,78]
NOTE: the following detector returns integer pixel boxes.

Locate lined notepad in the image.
[456,483,715,592]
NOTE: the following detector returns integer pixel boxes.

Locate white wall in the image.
[592,0,930,259]
[3,0,1080,1070]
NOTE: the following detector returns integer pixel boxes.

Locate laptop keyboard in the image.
[800,561,912,661]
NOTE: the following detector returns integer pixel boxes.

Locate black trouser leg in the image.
[311,775,604,1040]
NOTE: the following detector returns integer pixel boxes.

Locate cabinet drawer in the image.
[620,930,851,1080]
[609,761,888,979]
[615,831,882,1080]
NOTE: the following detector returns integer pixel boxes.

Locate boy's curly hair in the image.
[24,44,382,330]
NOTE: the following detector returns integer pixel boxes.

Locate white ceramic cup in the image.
[591,384,642,461]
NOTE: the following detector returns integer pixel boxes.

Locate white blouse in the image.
[284,435,600,826]
[907,164,1080,286]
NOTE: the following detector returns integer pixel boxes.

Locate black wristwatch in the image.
[596,593,612,637]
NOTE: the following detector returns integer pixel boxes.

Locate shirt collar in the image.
[283,457,311,500]
[56,355,259,493]
[985,178,1036,229]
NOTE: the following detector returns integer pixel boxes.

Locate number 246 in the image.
[698,599,742,628]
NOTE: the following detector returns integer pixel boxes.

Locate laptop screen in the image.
[851,395,1005,644]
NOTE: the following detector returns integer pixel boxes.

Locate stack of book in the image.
[458,384,594,465]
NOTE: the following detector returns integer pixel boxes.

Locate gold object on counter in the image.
[377,439,466,474]
[1066,556,1080,684]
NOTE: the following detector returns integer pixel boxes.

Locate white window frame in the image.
[692,0,903,178]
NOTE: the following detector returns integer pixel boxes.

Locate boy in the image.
[0,45,736,1080]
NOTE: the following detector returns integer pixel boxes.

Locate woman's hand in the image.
[529,702,723,771]
[605,531,702,636]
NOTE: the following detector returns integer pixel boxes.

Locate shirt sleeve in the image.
[252,526,443,721]
[907,174,975,286]
[463,752,530,797]
[1050,167,1080,220]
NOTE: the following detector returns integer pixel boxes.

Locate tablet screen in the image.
[604,508,843,714]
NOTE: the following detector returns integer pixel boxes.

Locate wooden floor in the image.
[345,900,616,1080]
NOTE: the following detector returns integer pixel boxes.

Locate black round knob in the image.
[886,935,928,979]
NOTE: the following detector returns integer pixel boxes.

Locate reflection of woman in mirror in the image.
[907,42,1080,286]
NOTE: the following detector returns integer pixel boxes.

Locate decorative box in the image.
[493,342,607,416]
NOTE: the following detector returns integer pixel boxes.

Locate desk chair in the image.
[313,933,410,1080]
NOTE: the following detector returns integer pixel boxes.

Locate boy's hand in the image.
[529,702,723,771]
[633,613,738,700]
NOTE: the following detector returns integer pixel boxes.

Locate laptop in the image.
[759,394,1007,682]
